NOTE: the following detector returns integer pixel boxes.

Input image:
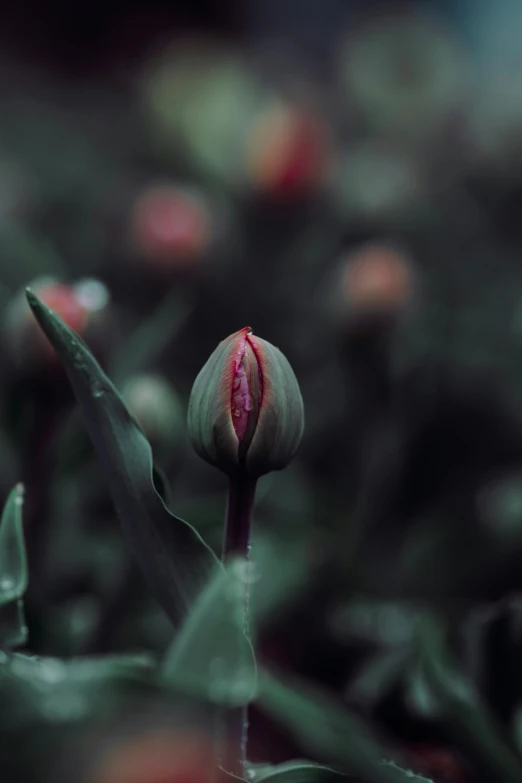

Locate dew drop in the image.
[74,279,110,312]
[39,659,67,684]
[232,560,260,585]
[0,576,15,592]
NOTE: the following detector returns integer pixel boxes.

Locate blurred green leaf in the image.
[249,760,347,783]
[0,485,28,649]
[162,558,256,707]
[0,224,66,288]
[377,761,434,783]
[347,649,411,710]
[111,288,194,383]
[417,613,522,783]
[0,652,157,730]
[250,532,311,627]
[257,670,419,783]
[0,600,27,649]
[26,290,219,628]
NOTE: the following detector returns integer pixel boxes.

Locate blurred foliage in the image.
[3,1,522,782]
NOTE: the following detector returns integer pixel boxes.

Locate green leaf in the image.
[111,288,194,383]
[417,613,522,783]
[0,484,27,606]
[249,761,434,783]
[0,599,27,649]
[250,532,311,627]
[347,649,410,709]
[378,761,435,783]
[256,670,417,783]
[26,290,219,628]
[0,652,157,730]
[249,761,347,783]
[162,558,256,706]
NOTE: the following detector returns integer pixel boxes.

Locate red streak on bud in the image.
[231,333,254,441]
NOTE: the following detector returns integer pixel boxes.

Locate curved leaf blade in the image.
[0,484,27,606]
[249,761,347,783]
[26,290,219,627]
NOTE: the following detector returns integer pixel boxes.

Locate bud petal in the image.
[188,328,304,477]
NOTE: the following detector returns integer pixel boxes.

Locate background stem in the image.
[221,473,257,777]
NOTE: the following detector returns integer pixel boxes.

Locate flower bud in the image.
[341,244,415,316]
[90,730,215,783]
[122,374,184,453]
[188,327,304,477]
[4,277,90,367]
[244,102,332,200]
[130,183,213,271]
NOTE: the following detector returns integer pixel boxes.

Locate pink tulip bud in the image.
[131,183,212,271]
[342,244,415,315]
[188,327,304,477]
[245,103,332,200]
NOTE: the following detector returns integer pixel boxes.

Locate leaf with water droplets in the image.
[25,289,219,628]
[1,652,158,732]
[0,484,27,606]
[248,761,348,783]
[162,558,257,707]
[0,484,28,649]
[0,599,28,649]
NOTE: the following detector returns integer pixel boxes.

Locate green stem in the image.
[221,473,257,777]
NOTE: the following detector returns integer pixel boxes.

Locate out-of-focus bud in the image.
[122,374,184,452]
[406,743,469,783]
[341,244,416,317]
[141,42,264,188]
[244,101,333,200]
[188,327,304,478]
[339,10,470,143]
[4,277,89,366]
[130,183,214,272]
[4,277,111,369]
[90,731,215,783]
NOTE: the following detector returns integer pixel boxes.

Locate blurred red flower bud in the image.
[91,731,215,783]
[406,743,470,783]
[341,244,415,316]
[5,278,90,366]
[245,102,332,200]
[5,277,111,370]
[131,184,213,271]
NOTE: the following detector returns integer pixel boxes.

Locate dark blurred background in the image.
[4,1,522,781]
